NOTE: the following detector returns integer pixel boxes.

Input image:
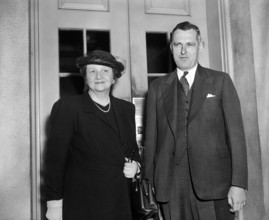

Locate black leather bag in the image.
[131,174,159,219]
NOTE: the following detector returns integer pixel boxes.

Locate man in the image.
[144,21,247,220]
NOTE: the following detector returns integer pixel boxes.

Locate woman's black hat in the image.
[76,50,125,78]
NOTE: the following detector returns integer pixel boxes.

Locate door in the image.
[37,0,222,219]
[129,0,210,97]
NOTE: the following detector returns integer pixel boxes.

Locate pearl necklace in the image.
[89,93,111,113]
[93,101,111,113]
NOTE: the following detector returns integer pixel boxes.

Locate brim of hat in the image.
[76,57,124,72]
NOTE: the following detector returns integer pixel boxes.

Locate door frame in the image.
[29,0,233,219]
[30,0,42,219]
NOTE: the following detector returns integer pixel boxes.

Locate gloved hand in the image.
[46,199,63,220]
[123,158,140,178]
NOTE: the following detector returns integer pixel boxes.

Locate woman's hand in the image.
[123,158,140,178]
[46,199,63,220]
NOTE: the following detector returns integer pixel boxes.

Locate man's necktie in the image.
[180,71,189,96]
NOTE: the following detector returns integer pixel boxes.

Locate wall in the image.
[229,0,265,219]
[0,1,31,220]
[249,0,269,219]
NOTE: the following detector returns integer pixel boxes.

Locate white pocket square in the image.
[206,93,216,98]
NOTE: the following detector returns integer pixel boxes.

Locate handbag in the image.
[131,173,159,219]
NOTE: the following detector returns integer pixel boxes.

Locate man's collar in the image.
[177,64,198,88]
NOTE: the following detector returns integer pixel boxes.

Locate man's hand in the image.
[228,186,247,212]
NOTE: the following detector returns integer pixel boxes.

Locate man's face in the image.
[170,29,203,71]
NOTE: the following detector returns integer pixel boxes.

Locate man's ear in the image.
[199,40,205,53]
[170,43,173,53]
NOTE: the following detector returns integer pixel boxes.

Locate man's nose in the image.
[181,45,186,54]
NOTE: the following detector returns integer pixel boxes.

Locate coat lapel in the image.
[111,97,125,142]
[82,92,96,113]
[82,93,125,159]
[162,71,178,139]
[82,92,119,135]
[188,65,213,123]
[111,97,132,156]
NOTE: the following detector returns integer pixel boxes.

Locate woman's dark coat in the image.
[45,92,140,220]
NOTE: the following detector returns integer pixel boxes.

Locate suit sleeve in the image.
[144,83,158,183]
[222,73,248,189]
[45,99,76,200]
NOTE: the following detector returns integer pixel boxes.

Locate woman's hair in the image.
[80,66,119,79]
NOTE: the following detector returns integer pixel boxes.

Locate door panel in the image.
[129,0,209,97]
[39,1,130,218]
[39,0,131,142]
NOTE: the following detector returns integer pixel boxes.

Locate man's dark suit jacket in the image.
[145,64,248,202]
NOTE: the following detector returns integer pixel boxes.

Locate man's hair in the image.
[170,21,201,42]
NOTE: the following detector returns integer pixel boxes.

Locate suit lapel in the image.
[162,71,178,139]
[188,65,213,123]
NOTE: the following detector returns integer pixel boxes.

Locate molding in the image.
[218,0,234,79]
[58,0,109,11]
[145,0,190,15]
[29,0,41,219]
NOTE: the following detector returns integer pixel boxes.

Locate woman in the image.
[45,50,141,220]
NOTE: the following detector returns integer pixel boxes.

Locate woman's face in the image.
[85,64,115,94]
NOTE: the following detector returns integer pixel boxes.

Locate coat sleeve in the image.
[222,73,248,189]
[45,98,76,200]
[144,83,158,183]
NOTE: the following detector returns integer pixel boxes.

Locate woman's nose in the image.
[96,70,102,79]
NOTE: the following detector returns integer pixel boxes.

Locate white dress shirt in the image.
[176,64,198,89]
